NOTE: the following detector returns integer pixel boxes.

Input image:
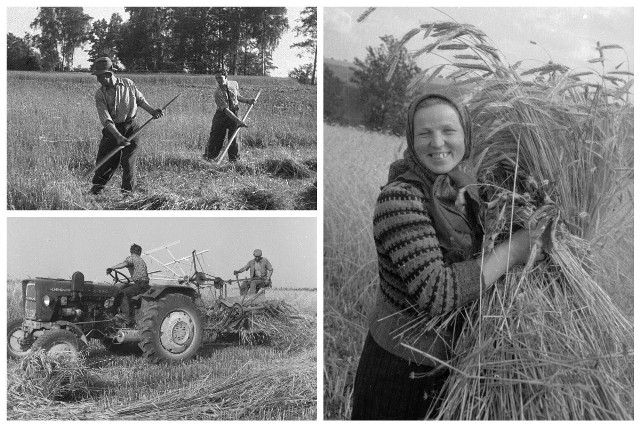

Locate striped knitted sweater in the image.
[369,180,483,366]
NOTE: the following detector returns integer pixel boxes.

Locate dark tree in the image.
[289,63,314,84]
[118,7,174,72]
[7,33,42,70]
[323,66,347,123]
[352,35,420,134]
[88,13,123,66]
[254,7,288,76]
[165,7,285,75]
[167,7,215,73]
[31,7,92,71]
[290,7,317,85]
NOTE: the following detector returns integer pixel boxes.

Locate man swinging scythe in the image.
[88,57,168,195]
[203,68,257,163]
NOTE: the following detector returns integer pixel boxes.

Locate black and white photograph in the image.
[324,7,633,420]
[7,6,317,210]
[7,217,317,420]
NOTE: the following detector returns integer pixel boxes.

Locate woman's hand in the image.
[503,229,539,265]
[479,228,543,288]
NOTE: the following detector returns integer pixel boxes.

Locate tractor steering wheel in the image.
[108,269,131,284]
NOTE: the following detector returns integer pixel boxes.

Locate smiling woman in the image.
[350,93,543,420]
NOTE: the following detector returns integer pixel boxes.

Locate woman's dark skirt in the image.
[351,332,449,420]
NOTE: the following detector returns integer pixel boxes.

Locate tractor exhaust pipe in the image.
[114,328,142,343]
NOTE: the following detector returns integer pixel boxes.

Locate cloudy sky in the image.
[324,7,633,75]
[7,217,317,288]
[7,6,310,77]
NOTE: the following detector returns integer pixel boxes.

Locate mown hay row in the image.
[243,302,316,354]
[8,348,316,420]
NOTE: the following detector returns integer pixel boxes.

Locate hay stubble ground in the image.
[7,283,317,420]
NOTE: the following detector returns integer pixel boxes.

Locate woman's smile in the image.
[413,103,465,174]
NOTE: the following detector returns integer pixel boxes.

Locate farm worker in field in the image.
[351,93,546,420]
[233,249,273,295]
[89,57,164,195]
[203,68,256,162]
[107,243,150,323]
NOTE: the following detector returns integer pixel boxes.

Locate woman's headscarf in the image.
[387,93,482,261]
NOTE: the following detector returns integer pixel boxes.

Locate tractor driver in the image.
[107,243,150,323]
[233,249,273,295]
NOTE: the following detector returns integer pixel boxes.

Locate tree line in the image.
[7,7,317,83]
[324,35,421,135]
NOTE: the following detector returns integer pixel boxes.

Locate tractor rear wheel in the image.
[139,293,203,363]
[8,318,31,359]
[31,329,87,361]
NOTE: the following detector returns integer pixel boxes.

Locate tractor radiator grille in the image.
[25,282,36,318]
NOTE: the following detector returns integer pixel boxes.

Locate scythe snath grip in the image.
[84,93,181,179]
[215,89,262,165]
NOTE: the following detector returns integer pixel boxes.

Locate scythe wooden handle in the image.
[215,89,262,165]
[84,93,181,179]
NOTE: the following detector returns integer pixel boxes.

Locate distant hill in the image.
[324,57,455,90]
[324,58,358,87]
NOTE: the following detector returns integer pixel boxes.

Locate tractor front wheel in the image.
[31,329,87,360]
[8,319,31,359]
[139,293,203,363]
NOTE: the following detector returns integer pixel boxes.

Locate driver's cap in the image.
[253,249,262,257]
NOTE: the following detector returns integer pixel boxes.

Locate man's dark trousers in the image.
[118,279,150,315]
[91,120,141,193]
[205,108,240,161]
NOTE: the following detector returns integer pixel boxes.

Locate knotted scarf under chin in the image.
[387,156,482,262]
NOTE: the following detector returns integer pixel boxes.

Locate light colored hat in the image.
[91,57,114,75]
[253,249,262,257]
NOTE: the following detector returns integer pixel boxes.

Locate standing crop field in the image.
[7,71,317,210]
[323,124,404,419]
[7,279,317,420]
[323,122,634,419]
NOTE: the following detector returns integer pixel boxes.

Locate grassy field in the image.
[323,123,634,420]
[7,280,317,420]
[7,71,317,210]
[323,124,404,419]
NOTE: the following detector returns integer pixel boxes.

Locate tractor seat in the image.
[71,271,84,293]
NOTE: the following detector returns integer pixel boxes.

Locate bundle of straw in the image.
[8,350,107,406]
[9,349,316,420]
[104,349,316,420]
[242,302,316,354]
[389,21,633,419]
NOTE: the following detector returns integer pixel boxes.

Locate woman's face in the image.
[413,103,465,174]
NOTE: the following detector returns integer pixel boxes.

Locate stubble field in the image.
[7,71,317,210]
[7,279,318,420]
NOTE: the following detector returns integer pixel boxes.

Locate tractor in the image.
[8,247,282,363]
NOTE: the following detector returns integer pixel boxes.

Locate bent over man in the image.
[204,68,255,162]
[107,243,150,323]
[234,249,273,295]
[90,57,164,195]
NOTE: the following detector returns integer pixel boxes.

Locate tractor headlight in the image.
[43,295,52,306]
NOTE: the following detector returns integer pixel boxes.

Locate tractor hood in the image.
[22,273,118,322]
